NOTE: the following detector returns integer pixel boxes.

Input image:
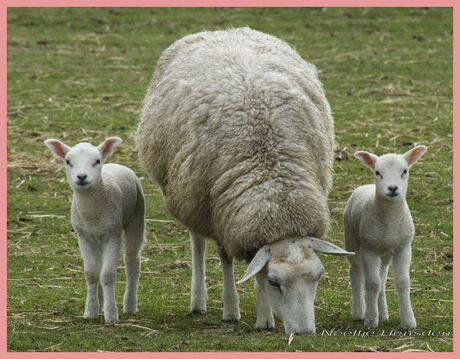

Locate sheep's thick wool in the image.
[137,27,334,260]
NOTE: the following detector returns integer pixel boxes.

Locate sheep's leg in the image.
[378,256,391,321]
[217,246,240,322]
[362,250,381,328]
[100,239,121,324]
[348,251,365,320]
[78,236,101,319]
[123,220,144,314]
[190,231,207,314]
[255,272,275,330]
[393,244,416,329]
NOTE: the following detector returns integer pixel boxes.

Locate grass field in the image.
[7,7,452,352]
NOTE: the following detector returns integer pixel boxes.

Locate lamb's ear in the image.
[403,145,427,167]
[98,137,122,160]
[308,237,355,256]
[237,246,271,284]
[354,151,378,170]
[44,139,70,160]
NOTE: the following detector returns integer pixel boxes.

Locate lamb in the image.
[44,137,145,324]
[136,27,354,334]
[343,145,427,329]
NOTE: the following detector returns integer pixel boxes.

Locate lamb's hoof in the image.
[84,309,99,320]
[364,317,379,328]
[401,318,416,330]
[104,315,119,325]
[352,309,364,321]
[379,313,389,321]
[124,306,137,315]
[123,295,137,314]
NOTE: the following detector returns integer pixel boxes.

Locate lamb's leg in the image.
[362,250,382,328]
[123,219,144,315]
[378,256,391,322]
[78,236,101,319]
[190,231,207,314]
[255,271,275,330]
[348,251,365,320]
[393,243,416,329]
[98,282,103,312]
[100,239,122,324]
[217,246,240,322]
[344,221,364,321]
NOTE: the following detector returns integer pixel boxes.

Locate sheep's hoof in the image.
[190,309,206,315]
[222,314,241,323]
[256,322,275,332]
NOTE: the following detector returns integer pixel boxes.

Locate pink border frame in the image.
[1,0,456,357]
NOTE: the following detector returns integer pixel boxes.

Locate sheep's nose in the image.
[77,174,87,181]
[388,185,398,193]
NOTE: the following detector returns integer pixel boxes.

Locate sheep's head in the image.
[44,137,122,191]
[354,145,427,202]
[237,237,354,334]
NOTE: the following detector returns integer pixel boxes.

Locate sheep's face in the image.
[44,137,122,191]
[237,238,354,334]
[354,146,427,202]
[262,239,323,334]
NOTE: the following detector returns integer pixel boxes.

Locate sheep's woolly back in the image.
[137,27,334,260]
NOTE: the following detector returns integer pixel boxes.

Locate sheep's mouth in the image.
[385,192,400,198]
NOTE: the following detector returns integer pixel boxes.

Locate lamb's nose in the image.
[77,174,87,181]
[388,185,398,193]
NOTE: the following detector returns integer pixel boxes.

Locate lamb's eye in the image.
[66,159,72,167]
[401,169,408,177]
[375,171,382,178]
[93,159,101,167]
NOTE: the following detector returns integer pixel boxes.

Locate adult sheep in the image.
[137,27,353,334]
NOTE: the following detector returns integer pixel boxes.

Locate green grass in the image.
[7,7,452,352]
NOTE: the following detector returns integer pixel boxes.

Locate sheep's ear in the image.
[237,246,271,284]
[44,139,70,160]
[308,237,355,256]
[354,151,378,170]
[98,137,122,160]
[403,145,427,167]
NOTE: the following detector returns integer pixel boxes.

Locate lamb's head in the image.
[44,137,122,191]
[237,237,354,334]
[354,145,427,202]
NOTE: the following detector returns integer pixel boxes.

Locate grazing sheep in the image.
[343,145,427,329]
[137,27,353,334]
[44,137,145,324]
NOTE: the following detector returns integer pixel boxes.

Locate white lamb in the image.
[343,145,427,329]
[136,27,354,334]
[44,137,145,324]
